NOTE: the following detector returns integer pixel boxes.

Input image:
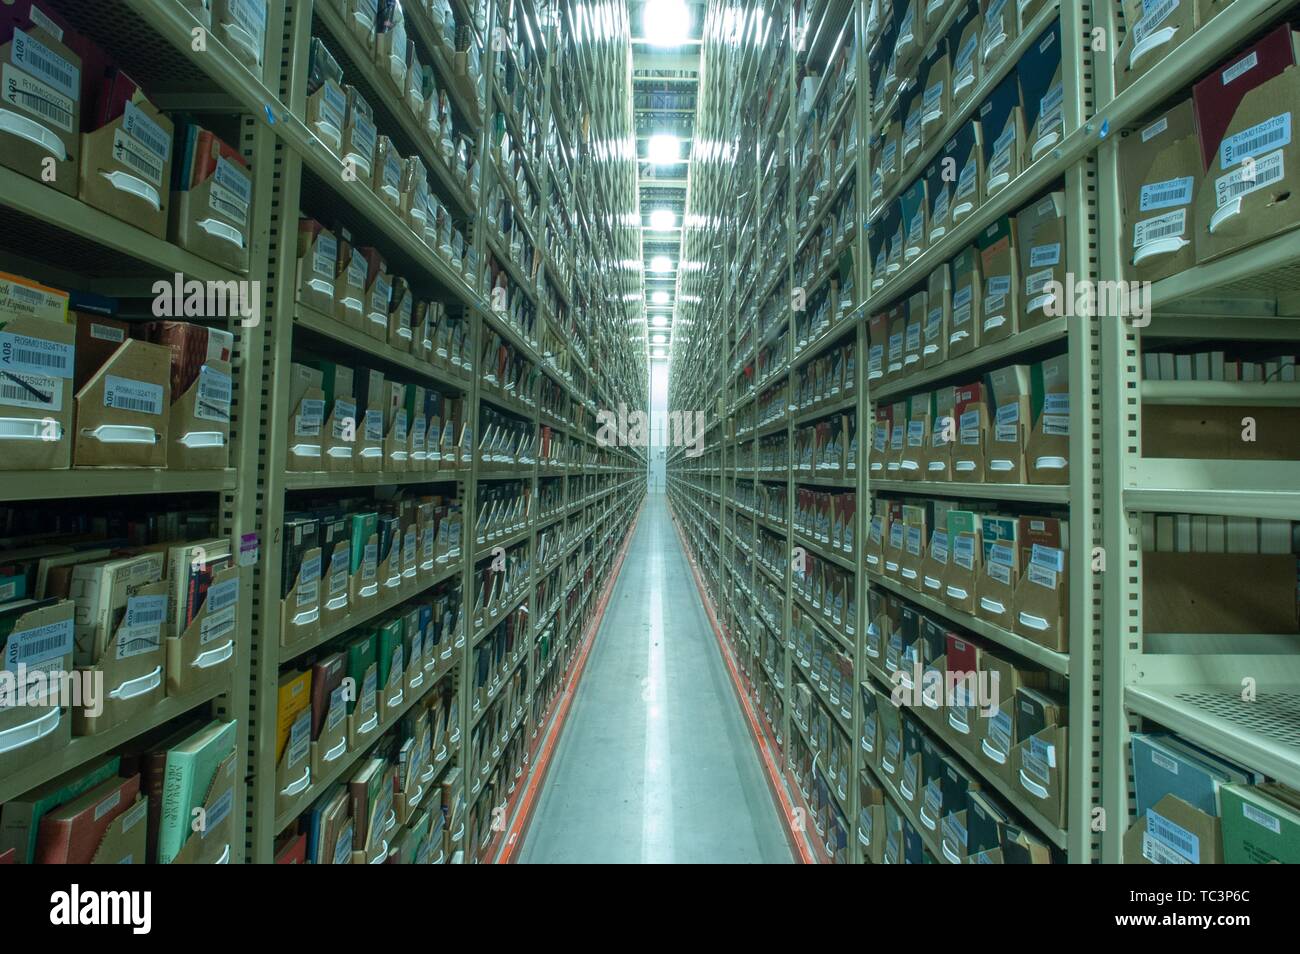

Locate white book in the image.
[1191,515,1208,553]
[1195,352,1210,381]
[1143,353,1161,380]
[1175,354,1194,381]
[1155,515,1175,552]
[1265,360,1280,382]
[1281,355,1296,382]
[1226,516,1258,553]
[1260,519,1292,555]
[1175,514,1192,552]
[1211,351,1225,381]
[1158,352,1176,380]
[1206,515,1227,553]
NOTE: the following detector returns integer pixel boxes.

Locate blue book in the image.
[1131,733,1258,819]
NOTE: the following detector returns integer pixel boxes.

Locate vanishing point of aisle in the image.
[518,493,794,864]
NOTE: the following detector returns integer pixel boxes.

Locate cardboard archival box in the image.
[942,510,982,612]
[1025,353,1070,483]
[1119,99,1199,284]
[981,0,1018,72]
[904,291,926,372]
[167,563,238,695]
[80,93,174,239]
[899,393,929,480]
[306,71,347,154]
[948,0,982,113]
[1019,22,1064,168]
[297,219,337,315]
[1012,515,1069,651]
[75,577,168,735]
[901,177,929,264]
[985,363,1031,482]
[0,5,81,196]
[923,264,951,367]
[951,380,988,481]
[279,543,321,648]
[387,277,415,354]
[1016,191,1067,330]
[1193,27,1300,263]
[977,514,1019,628]
[901,86,926,178]
[0,600,75,776]
[925,385,956,479]
[920,40,951,138]
[1142,401,1300,460]
[169,128,253,273]
[926,160,952,248]
[0,272,74,469]
[74,338,171,467]
[285,362,324,470]
[977,216,1019,346]
[1124,793,1223,864]
[373,135,405,214]
[980,72,1023,203]
[920,513,952,599]
[1114,0,1196,96]
[951,119,985,227]
[210,0,266,70]
[947,244,982,358]
[171,750,236,863]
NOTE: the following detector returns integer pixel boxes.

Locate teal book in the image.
[157,719,237,864]
[0,754,120,863]
[349,511,378,574]
[377,617,403,690]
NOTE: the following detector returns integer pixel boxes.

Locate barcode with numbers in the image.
[14,30,76,97]
[7,85,70,127]
[11,345,67,372]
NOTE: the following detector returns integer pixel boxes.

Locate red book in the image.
[945,633,980,676]
[275,832,307,864]
[1193,25,1297,170]
[36,774,141,864]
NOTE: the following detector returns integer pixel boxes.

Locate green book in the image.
[346,631,377,713]
[0,755,120,863]
[348,511,378,574]
[1221,784,1300,864]
[158,719,237,864]
[377,617,403,691]
[946,510,978,536]
[980,515,1017,562]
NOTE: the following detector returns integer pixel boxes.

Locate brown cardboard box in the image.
[1012,515,1069,651]
[0,600,74,776]
[73,339,171,468]
[334,230,368,328]
[981,0,1018,71]
[903,291,926,372]
[952,381,988,481]
[948,245,982,358]
[297,219,337,315]
[0,10,81,196]
[1193,27,1300,263]
[373,135,405,213]
[985,364,1031,482]
[169,128,252,273]
[925,386,956,479]
[360,248,393,342]
[79,94,174,238]
[1124,793,1223,863]
[306,73,347,155]
[977,216,1019,346]
[1114,0,1195,96]
[900,392,930,481]
[1016,192,1067,330]
[0,273,74,469]
[1026,353,1070,484]
[1119,100,1199,283]
[923,265,951,368]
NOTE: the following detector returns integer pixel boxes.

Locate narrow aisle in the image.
[518,494,794,864]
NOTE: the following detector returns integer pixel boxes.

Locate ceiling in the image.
[628,0,705,362]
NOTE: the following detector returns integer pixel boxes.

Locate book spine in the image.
[157,755,192,865]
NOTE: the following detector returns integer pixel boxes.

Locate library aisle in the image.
[519,494,793,864]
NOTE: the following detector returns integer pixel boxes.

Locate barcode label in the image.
[28,5,63,42]
[112,128,164,185]
[1134,208,1186,247]
[296,398,324,430]
[0,370,60,410]
[1030,243,1061,268]
[4,617,72,671]
[1215,149,1285,208]
[1146,809,1200,862]
[2,63,73,131]
[0,331,72,378]
[364,409,383,442]
[332,399,356,439]
[288,709,310,766]
[296,554,321,608]
[118,594,167,659]
[320,81,346,132]
[123,101,170,162]
[1140,176,1193,211]
[104,375,163,415]
[987,275,1011,297]
[91,324,124,343]
[11,28,78,101]
[313,233,337,278]
[1243,801,1282,833]
[200,604,236,644]
[347,251,367,287]
[1222,51,1257,86]
[1141,116,1168,142]
[206,576,240,613]
[1133,0,1178,45]
[213,157,252,217]
[195,366,232,423]
[1026,267,1055,296]
[1027,562,1058,589]
[1220,113,1290,168]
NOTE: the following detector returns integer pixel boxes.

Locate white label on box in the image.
[1146,809,1199,862]
[118,594,166,659]
[1222,51,1257,86]
[1220,114,1290,168]
[0,370,60,411]
[4,617,72,672]
[1,62,73,131]
[1140,176,1193,211]
[203,787,233,838]
[212,157,252,221]
[1150,749,1179,774]
[94,789,122,821]
[364,409,383,441]
[296,554,320,608]
[104,375,163,415]
[1134,208,1187,247]
[320,81,346,133]
[206,576,240,614]
[987,275,1011,297]
[11,28,78,101]
[1030,243,1061,268]
[295,398,324,434]
[996,402,1020,426]
[930,530,949,563]
[313,234,336,278]
[1027,562,1058,589]
[200,603,236,645]
[393,409,408,443]
[288,709,310,766]
[988,709,1012,752]
[91,323,125,343]
[229,0,268,49]
[112,127,165,185]
[0,331,72,378]
[331,399,356,439]
[363,542,378,582]
[195,366,233,423]
[1025,268,1055,296]
[953,534,975,569]
[1243,800,1282,833]
[1142,831,1191,864]
[1215,148,1285,207]
[1141,116,1168,142]
[123,100,170,164]
[28,5,64,42]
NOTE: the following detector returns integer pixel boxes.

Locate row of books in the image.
[1142,350,1300,383]
[0,717,236,864]
[794,341,857,416]
[794,489,857,557]
[793,412,859,477]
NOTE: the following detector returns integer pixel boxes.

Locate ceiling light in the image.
[650,255,672,273]
[652,314,668,327]
[644,0,690,46]
[653,334,667,344]
[652,290,670,305]
[647,133,681,164]
[649,208,675,231]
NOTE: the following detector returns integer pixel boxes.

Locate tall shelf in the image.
[0,0,644,865]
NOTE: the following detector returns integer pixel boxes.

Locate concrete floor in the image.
[518,493,794,864]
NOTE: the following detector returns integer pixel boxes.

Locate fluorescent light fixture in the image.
[653,334,667,344]
[644,0,690,46]
[647,133,681,164]
[650,255,672,273]
[649,208,675,231]
[652,290,670,305]
[652,314,668,327]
